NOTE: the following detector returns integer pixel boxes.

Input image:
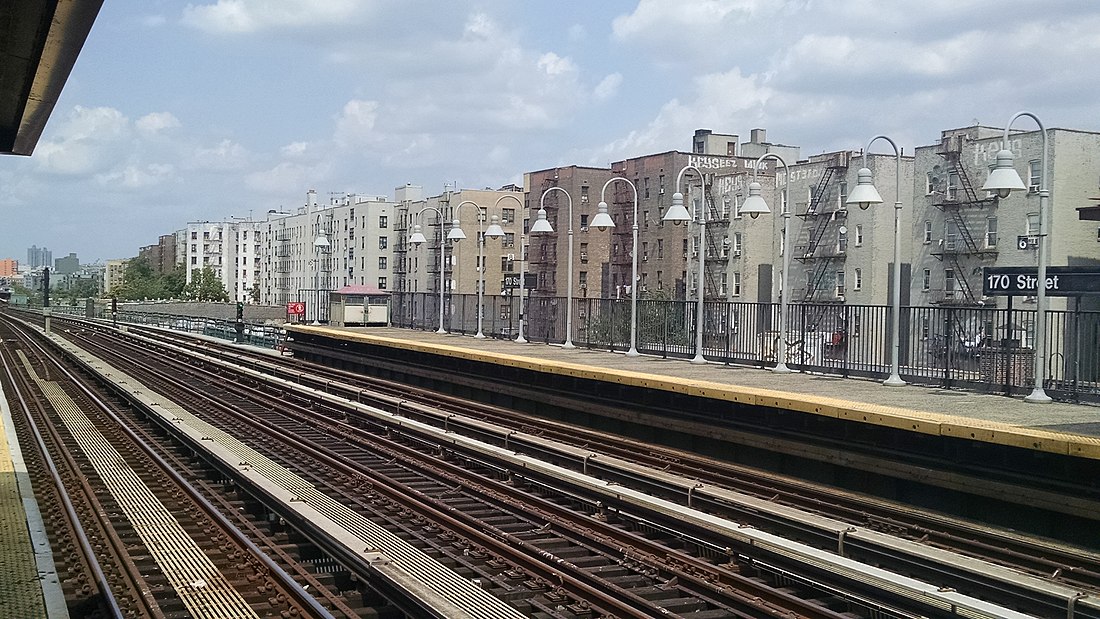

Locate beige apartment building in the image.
[910,124,1100,312]
[395,186,525,318]
[258,189,395,307]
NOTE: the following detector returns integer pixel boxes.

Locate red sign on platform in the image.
[287,302,306,315]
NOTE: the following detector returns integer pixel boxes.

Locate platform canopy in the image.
[0,1,103,156]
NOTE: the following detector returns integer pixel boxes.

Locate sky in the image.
[2,0,1098,264]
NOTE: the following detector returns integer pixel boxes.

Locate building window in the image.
[947,171,959,200]
[377,277,387,289]
[732,271,741,296]
[657,238,663,258]
[924,220,933,243]
[855,224,864,246]
[945,268,956,298]
[720,272,728,296]
[926,172,935,195]
[580,242,588,263]
[502,208,515,224]
[191,256,197,265]
[922,317,930,340]
[837,227,848,253]
[1028,159,1041,191]
[986,217,998,248]
[378,236,388,250]
[501,232,514,248]
[191,231,197,240]
[579,214,588,230]
[922,268,931,291]
[854,268,862,291]
[733,232,743,254]
[1027,212,1040,237]
[379,256,387,270]
[379,215,388,228]
[835,270,845,297]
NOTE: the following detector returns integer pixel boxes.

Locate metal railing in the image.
[388,292,1100,403]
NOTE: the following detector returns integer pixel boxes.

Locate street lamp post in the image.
[663,165,707,363]
[743,154,792,372]
[595,178,639,356]
[665,165,770,364]
[981,111,1051,403]
[449,201,505,338]
[527,187,577,347]
[846,135,906,387]
[311,228,329,325]
[409,206,449,334]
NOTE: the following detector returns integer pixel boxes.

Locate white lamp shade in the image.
[662,192,692,223]
[845,167,883,209]
[981,149,1027,198]
[313,230,330,248]
[530,207,554,233]
[739,181,771,217]
[484,215,505,238]
[447,219,467,241]
[409,225,426,245]
[590,201,615,230]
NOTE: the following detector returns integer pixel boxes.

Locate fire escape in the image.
[274,219,292,305]
[794,152,851,301]
[530,176,563,296]
[424,193,453,294]
[393,201,409,292]
[932,134,998,305]
[702,177,731,298]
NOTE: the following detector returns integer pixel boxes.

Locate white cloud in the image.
[136,112,181,137]
[35,106,130,175]
[246,160,332,194]
[96,163,176,189]
[188,139,250,171]
[537,52,576,77]
[595,68,771,161]
[333,100,380,148]
[181,0,365,34]
[594,73,623,102]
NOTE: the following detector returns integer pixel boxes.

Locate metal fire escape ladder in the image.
[947,252,979,304]
[702,181,728,298]
[803,257,836,302]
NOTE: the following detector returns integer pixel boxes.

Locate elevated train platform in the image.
[286,325,1100,545]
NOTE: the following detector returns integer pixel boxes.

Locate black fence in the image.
[389,292,1100,403]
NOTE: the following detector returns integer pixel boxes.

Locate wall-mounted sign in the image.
[982,267,1100,296]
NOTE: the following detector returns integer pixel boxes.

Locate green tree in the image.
[115,257,160,300]
[182,266,229,302]
[66,278,101,304]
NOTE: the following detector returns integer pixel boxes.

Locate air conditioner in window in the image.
[1028,185,1040,193]
[691,250,698,258]
[580,226,589,232]
[733,250,742,257]
[507,253,515,260]
[580,283,586,289]
[642,255,648,262]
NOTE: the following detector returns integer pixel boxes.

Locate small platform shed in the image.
[328,285,390,326]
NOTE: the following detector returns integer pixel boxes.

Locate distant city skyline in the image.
[1,0,1096,262]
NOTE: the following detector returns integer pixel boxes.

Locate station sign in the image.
[982,267,1100,297]
[503,273,538,290]
[286,302,306,315]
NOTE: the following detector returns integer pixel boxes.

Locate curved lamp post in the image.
[595,178,639,355]
[311,228,329,325]
[476,194,527,344]
[409,206,449,334]
[981,112,1051,403]
[449,200,505,338]
[662,165,706,363]
[526,187,578,347]
[743,154,791,372]
[845,135,906,387]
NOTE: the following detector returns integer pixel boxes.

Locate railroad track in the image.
[0,318,360,618]
[50,315,854,616]
[12,312,1084,616]
[97,316,1100,618]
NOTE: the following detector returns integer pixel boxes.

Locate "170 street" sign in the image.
[982,267,1100,297]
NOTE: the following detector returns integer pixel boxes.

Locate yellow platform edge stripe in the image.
[289,326,1100,460]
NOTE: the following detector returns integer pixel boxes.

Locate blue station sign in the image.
[982,267,1100,297]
